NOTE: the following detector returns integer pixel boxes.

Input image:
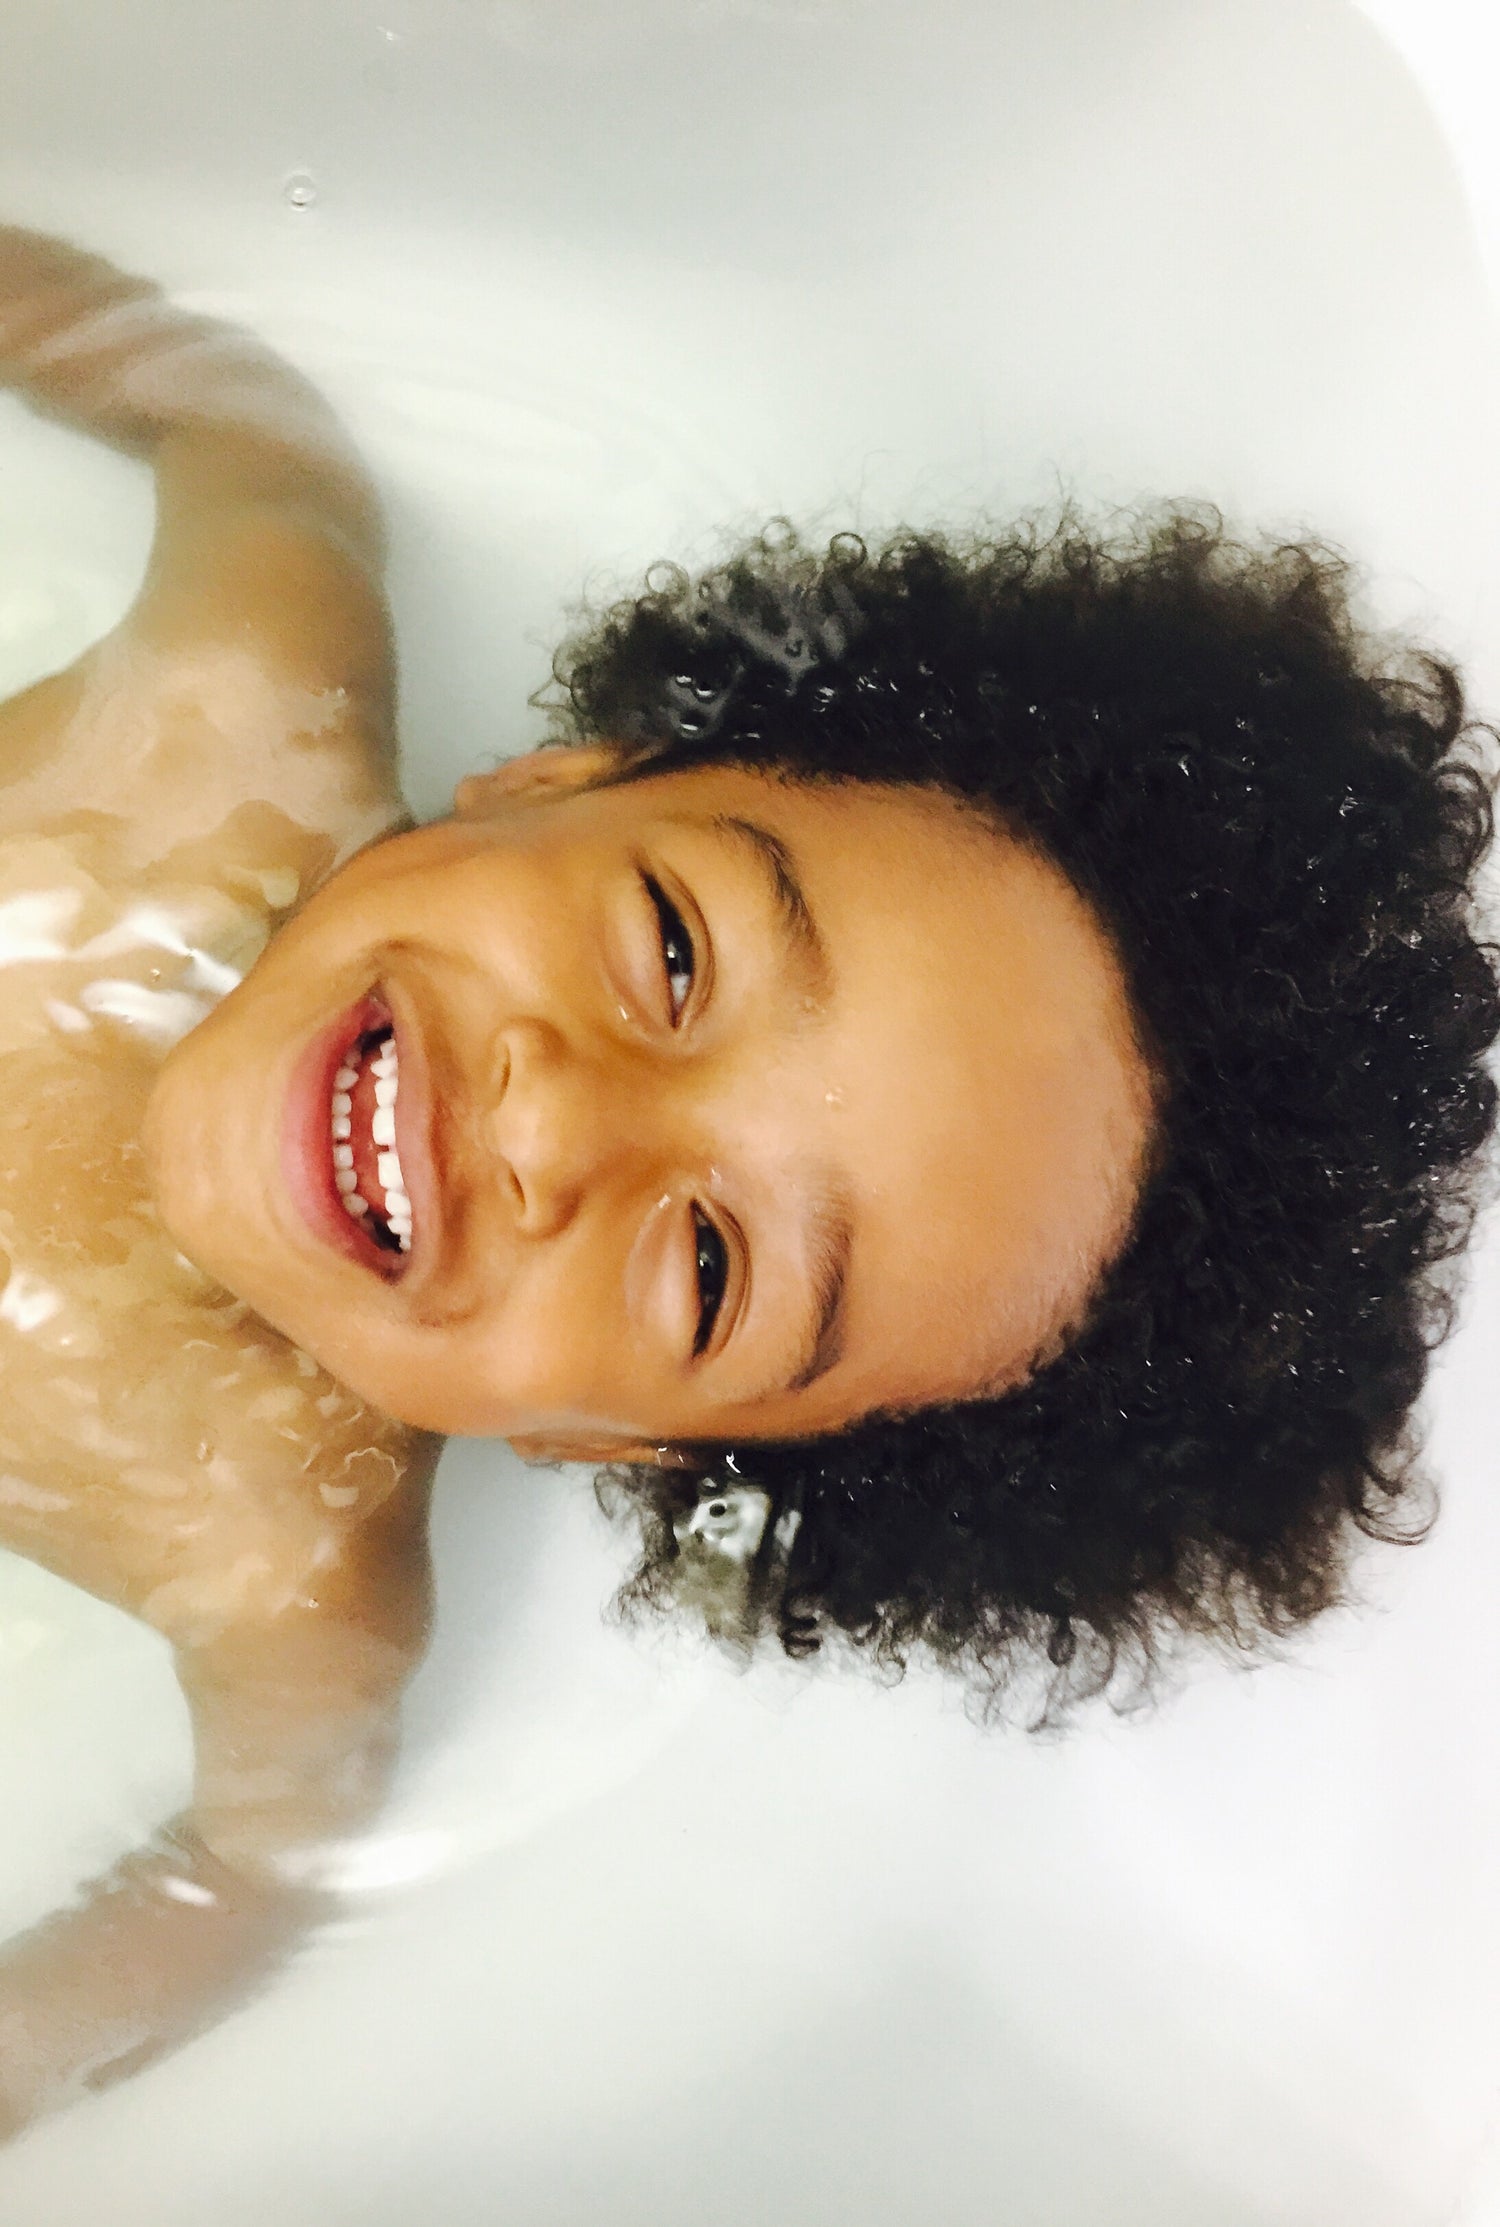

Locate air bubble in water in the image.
[282,172,319,210]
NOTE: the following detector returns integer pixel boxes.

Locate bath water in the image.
[1,3,1499,2221]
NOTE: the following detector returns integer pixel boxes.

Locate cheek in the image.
[283,823,494,940]
[388,1270,646,1439]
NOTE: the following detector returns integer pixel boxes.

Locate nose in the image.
[485,1017,654,1237]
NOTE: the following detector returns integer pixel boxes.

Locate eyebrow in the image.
[701,812,848,1393]
[709,812,833,1012]
[785,1182,854,1392]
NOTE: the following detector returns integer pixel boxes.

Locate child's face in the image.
[144,752,1154,1453]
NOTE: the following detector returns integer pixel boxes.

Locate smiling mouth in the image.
[331,1024,414,1254]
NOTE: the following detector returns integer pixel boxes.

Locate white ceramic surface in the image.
[0,4,1497,2221]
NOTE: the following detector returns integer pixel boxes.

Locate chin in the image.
[140,1075,215,1273]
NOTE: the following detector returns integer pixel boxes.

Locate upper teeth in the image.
[331,1032,413,1253]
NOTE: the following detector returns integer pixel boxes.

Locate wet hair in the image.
[545,510,1500,1716]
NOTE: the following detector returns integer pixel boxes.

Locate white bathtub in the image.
[0,4,1498,2221]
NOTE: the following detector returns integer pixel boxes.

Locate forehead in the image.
[600,764,1156,1424]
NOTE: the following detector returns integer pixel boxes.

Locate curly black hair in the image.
[544,509,1500,1715]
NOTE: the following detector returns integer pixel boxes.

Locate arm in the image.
[0,225,382,565]
[0,225,399,805]
[0,1469,435,2137]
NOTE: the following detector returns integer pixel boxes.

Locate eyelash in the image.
[644,875,695,1020]
[692,1208,729,1354]
[641,873,729,1352]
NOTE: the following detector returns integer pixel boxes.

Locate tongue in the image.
[349,1033,393,1227]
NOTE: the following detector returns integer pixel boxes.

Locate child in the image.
[0,224,1494,2131]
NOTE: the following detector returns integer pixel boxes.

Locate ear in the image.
[452,742,631,819]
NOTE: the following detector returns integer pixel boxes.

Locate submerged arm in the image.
[0,1822,325,2140]
[0,1472,434,2137]
[0,224,381,563]
[0,223,397,791]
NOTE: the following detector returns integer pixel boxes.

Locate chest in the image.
[0,817,413,1637]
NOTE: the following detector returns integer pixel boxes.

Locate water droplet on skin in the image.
[282,172,319,210]
[824,1089,844,1107]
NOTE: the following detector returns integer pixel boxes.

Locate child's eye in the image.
[692,1208,728,1354]
[645,875,695,1019]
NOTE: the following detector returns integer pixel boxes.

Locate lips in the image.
[282,989,434,1280]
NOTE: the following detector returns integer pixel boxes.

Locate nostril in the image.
[484,1107,528,1216]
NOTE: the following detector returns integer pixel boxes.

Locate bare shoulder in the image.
[0,584,403,875]
[0,1229,438,1654]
